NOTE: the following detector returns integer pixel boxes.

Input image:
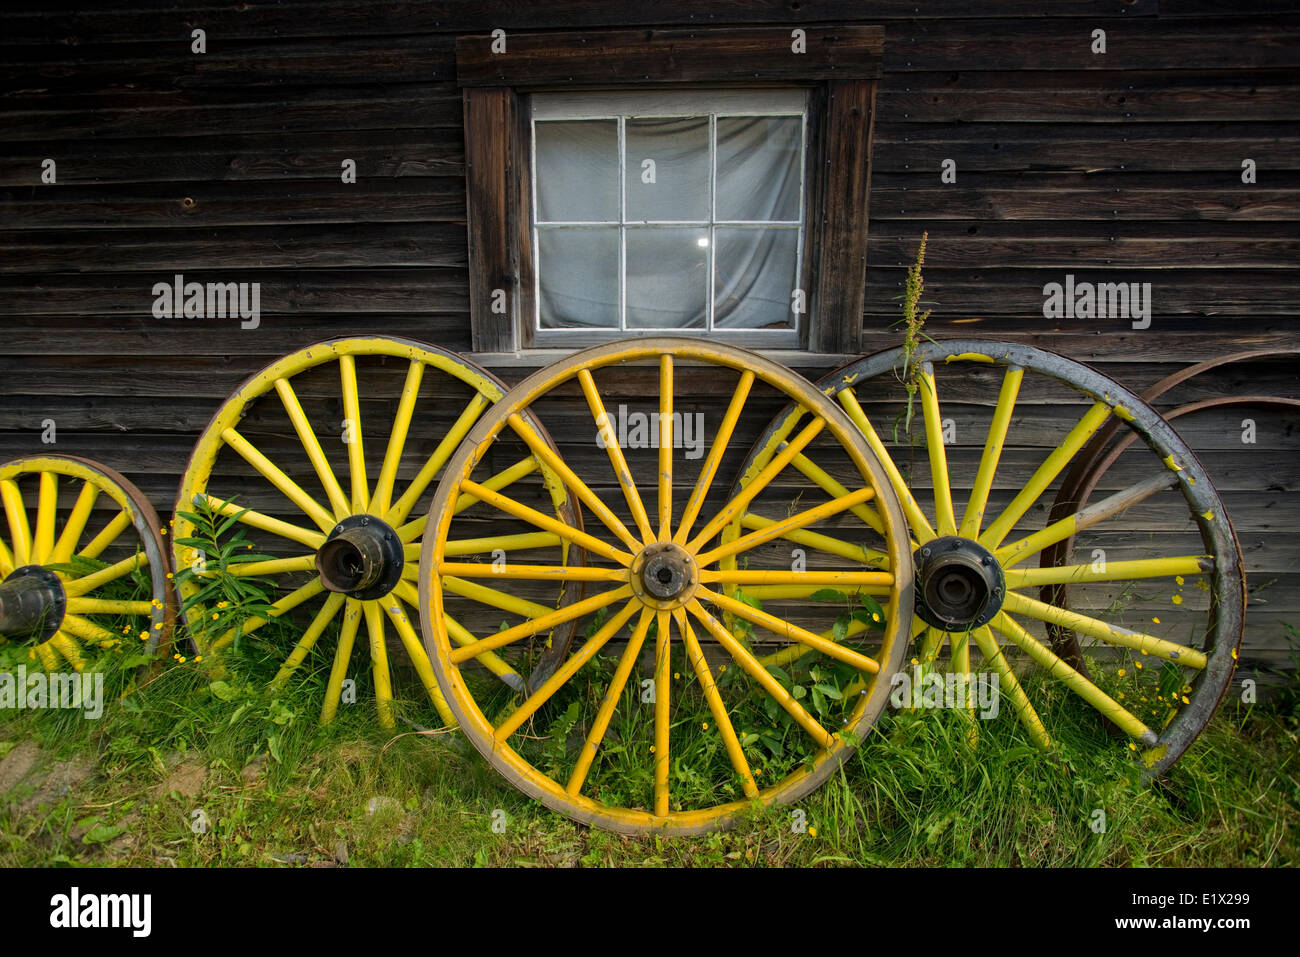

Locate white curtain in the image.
[536,114,801,331]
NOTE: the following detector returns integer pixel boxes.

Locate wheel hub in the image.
[913,536,1004,631]
[315,515,404,600]
[0,566,67,642]
[629,542,698,610]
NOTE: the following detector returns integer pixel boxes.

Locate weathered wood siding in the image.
[1,1,1297,682]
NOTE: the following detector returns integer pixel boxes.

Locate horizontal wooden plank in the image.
[868,221,1300,269]
[0,1,1161,47]
[882,17,1300,72]
[871,187,1300,222]
[0,269,468,317]
[871,169,1300,190]
[874,122,1300,172]
[862,268,1300,317]
[877,70,1300,123]
[0,132,463,186]
[0,36,457,93]
[0,222,469,271]
[853,326,1300,365]
[1,91,462,142]
[0,179,466,229]
[457,25,883,86]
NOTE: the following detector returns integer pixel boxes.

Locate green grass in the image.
[0,615,1294,868]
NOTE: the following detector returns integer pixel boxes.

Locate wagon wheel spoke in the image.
[675,608,759,798]
[566,607,654,797]
[960,366,1023,538]
[991,611,1157,746]
[997,472,1180,568]
[978,401,1113,550]
[388,393,490,529]
[173,338,582,728]
[423,340,912,834]
[0,457,174,674]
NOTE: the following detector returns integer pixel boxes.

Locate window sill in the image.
[471,348,863,371]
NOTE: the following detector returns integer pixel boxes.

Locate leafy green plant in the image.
[173,497,278,652]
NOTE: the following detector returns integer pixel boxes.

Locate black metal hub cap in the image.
[0,565,67,642]
[630,542,698,610]
[315,515,404,600]
[913,536,1005,631]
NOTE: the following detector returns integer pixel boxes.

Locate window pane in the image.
[535,120,618,222]
[625,117,710,222]
[714,227,798,329]
[537,227,619,329]
[626,228,708,329]
[716,116,801,222]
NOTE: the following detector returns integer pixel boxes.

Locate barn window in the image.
[456,25,883,355]
[530,91,807,346]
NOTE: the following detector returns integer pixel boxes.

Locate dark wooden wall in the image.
[1,1,1297,681]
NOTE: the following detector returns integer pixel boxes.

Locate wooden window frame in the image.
[457,25,883,356]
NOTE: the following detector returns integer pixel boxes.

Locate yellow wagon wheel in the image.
[420,338,913,835]
[172,337,579,730]
[0,455,174,672]
[738,339,1245,776]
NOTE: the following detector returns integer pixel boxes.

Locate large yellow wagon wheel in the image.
[420,339,913,835]
[0,455,174,672]
[739,339,1245,776]
[173,337,578,730]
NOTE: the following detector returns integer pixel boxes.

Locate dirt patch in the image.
[0,741,41,795]
[154,762,207,801]
[16,756,95,814]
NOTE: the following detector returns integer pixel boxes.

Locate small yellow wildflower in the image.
[673,672,680,680]
[160,527,167,536]
[1135,661,1143,670]
[649,745,656,753]
[1171,594,1183,605]
[154,622,163,630]
[1231,648,1238,660]
[808,826,818,838]
[1152,617,1161,624]
[217,601,229,609]
[1128,742,1137,751]
[1117,668,1126,677]
[872,613,881,622]
[702,722,709,731]
[166,572,174,579]
[195,655,203,663]
[139,631,149,641]
[1175,575,1185,585]
[1181,696,1190,704]
[211,612,219,620]
[177,656,187,664]
[910,657,919,666]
